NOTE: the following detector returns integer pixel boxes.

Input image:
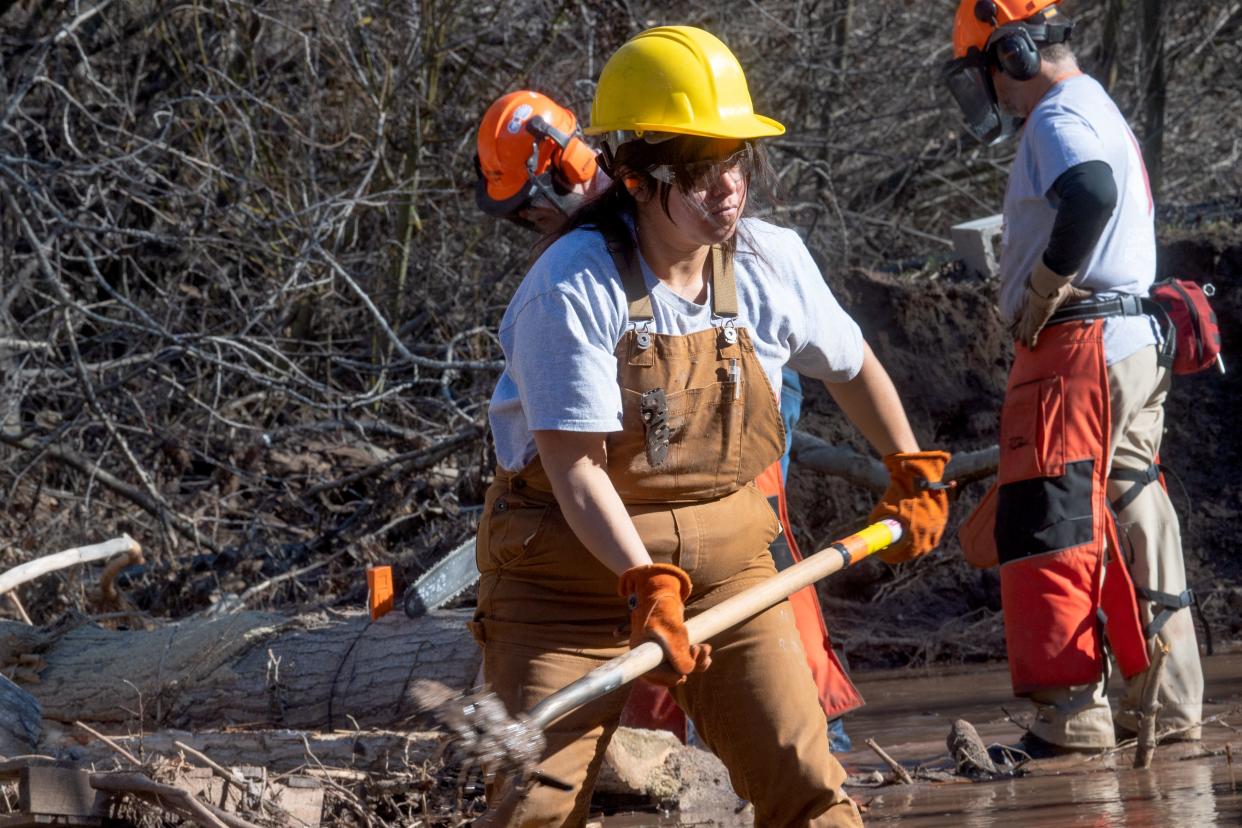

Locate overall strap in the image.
[609,237,738,321]
[606,235,654,322]
[710,245,739,318]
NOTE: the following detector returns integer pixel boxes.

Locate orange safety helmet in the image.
[474,91,599,221]
[943,0,1072,144]
[952,0,1061,59]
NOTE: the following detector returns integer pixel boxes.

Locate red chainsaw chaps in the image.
[619,681,686,741]
[618,461,863,738]
[997,321,1149,696]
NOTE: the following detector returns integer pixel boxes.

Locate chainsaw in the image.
[403,537,478,618]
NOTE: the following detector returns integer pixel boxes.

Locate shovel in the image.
[417,518,904,784]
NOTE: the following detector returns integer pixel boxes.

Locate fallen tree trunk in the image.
[1,673,42,755]
[1,609,479,731]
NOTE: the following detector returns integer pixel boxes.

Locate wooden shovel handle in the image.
[526,519,903,729]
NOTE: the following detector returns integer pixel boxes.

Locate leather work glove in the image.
[1015,258,1093,349]
[868,450,953,564]
[618,563,712,687]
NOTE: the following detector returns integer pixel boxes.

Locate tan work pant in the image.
[472,482,862,827]
[1029,345,1204,749]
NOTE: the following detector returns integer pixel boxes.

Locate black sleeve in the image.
[1042,160,1118,276]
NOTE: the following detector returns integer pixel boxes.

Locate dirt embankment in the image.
[787,230,1242,671]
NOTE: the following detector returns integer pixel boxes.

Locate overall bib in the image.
[471,245,862,827]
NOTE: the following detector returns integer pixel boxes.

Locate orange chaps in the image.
[995,320,1150,694]
[620,462,862,736]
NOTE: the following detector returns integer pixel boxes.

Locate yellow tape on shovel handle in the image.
[829,518,904,567]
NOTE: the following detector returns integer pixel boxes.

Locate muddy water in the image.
[841,651,1242,826]
[863,760,1241,826]
[605,652,1242,826]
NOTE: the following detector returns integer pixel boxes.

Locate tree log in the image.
[1,609,479,731]
[790,430,999,494]
[0,673,42,756]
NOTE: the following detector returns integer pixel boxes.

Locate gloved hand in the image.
[1015,259,1093,349]
[868,450,952,564]
[618,563,712,687]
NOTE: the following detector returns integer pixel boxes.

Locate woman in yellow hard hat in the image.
[472,26,951,826]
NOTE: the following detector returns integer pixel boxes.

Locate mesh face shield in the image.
[473,164,583,224]
[942,50,1022,146]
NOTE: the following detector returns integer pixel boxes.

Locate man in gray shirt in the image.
[945,0,1202,755]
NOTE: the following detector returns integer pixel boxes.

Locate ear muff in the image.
[525,115,599,187]
[557,136,599,186]
[988,24,1041,81]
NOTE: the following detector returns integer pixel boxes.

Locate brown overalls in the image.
[470,244,862,827]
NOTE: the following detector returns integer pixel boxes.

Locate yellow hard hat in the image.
[586,26,784,140]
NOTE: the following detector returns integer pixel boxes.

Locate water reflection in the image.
[602,654,1242,826]
[861,760,1241,827]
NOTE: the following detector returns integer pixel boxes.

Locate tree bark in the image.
[1,608,479,731]
[1140,0,1167,196]
[0,673,42,756]
[1096,0,1126,93]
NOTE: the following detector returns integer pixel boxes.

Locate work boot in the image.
[987,731,1104,766]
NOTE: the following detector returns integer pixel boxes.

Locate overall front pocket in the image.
[610,381,742,493]
[476,486,550,574]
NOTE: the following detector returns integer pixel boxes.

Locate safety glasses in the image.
[647,144,753,194]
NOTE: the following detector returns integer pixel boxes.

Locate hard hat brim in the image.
[585,112,785,139]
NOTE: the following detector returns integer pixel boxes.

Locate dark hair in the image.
[534,135,777,262]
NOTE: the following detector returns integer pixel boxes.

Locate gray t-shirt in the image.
[999,74,1159,364]
[489,218,865,471]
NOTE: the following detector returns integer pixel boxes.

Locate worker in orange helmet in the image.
[474,90,608,234]
[473,87,864,754]
[947,0,1203,757]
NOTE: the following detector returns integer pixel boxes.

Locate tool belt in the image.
[1048,294,1176,369]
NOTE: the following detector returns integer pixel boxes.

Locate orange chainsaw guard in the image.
[997,321,1149,696]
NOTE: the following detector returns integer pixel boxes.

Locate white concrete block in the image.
[951,214,1004,279]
